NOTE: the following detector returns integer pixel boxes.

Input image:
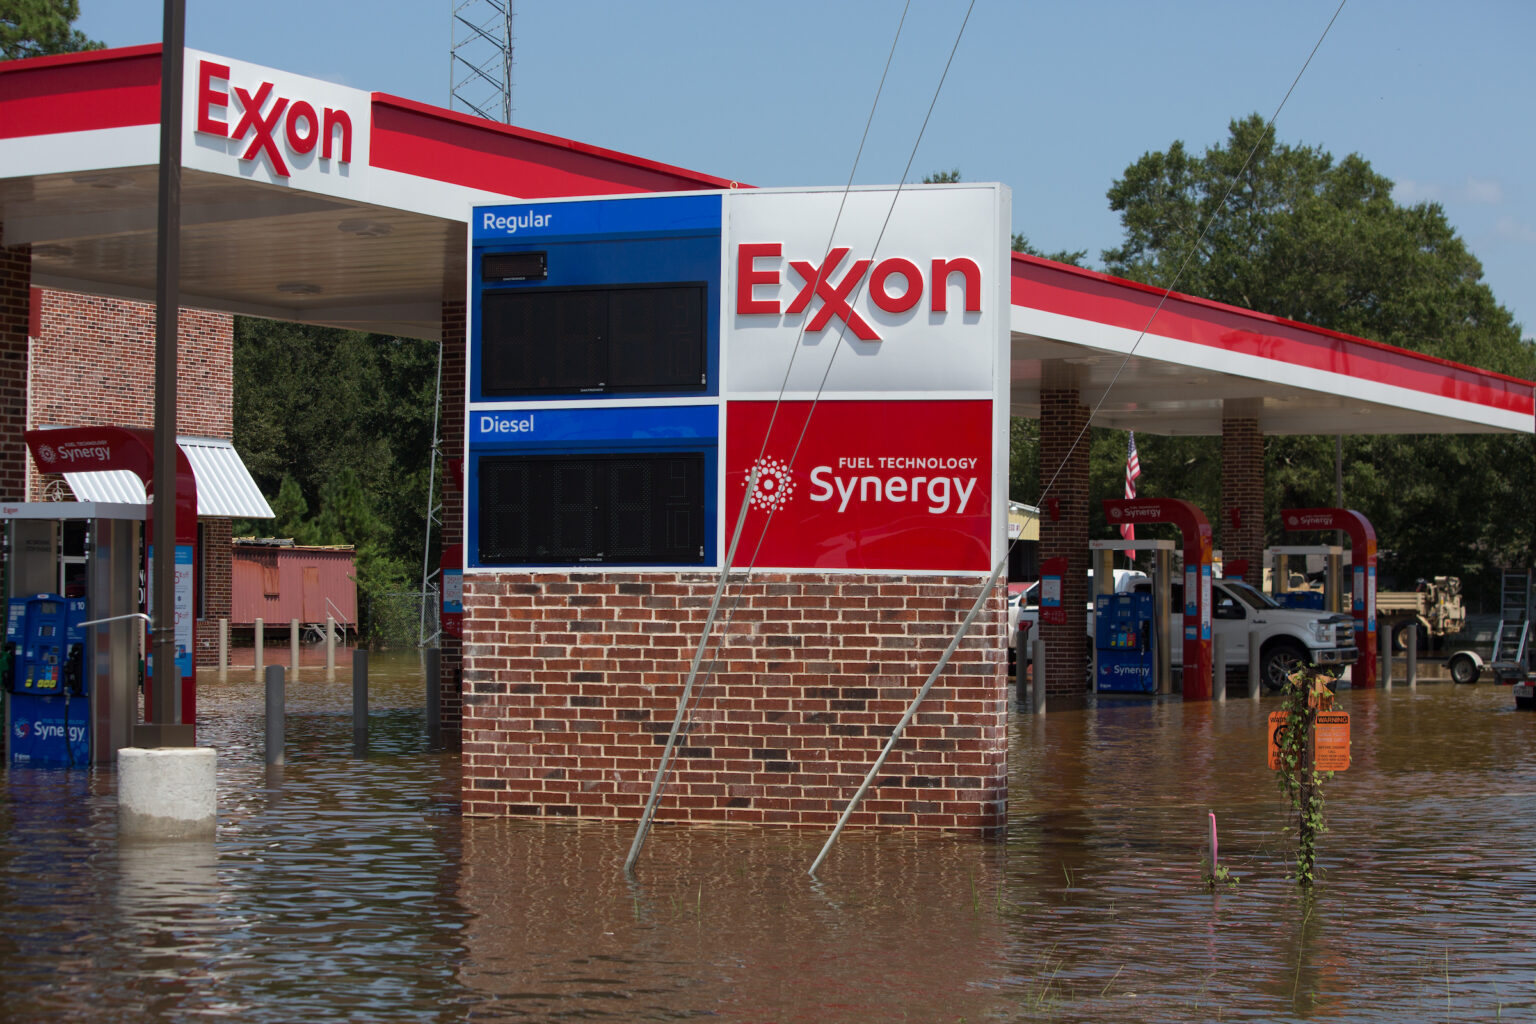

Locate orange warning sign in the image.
[1266,710,1351,772]
[1313,711,1351,772]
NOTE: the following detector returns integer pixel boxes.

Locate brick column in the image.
[439,299,465,743]
[1039,388,1090,707]
[0,230,30,500]
[1220,417,1264,583]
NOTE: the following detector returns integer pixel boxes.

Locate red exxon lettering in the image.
[195,60,354,178]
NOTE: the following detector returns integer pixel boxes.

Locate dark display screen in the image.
[478,453,706,565]
[481,283,706,395]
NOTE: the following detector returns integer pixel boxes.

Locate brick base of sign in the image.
[460,571,1007,832]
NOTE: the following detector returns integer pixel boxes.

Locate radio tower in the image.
[449,0,514,122]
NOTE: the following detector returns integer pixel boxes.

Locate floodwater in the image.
[2,653,1534,1022]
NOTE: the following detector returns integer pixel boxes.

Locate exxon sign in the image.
[185,51,369,192]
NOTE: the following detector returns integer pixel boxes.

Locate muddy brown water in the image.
[1,652,1533,1022]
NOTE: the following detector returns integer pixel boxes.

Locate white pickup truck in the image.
[1010,574,1358,691]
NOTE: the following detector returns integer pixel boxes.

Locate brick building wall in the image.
[461,571,1007,832]
[0,231,29,500]
[1220,416,1265,582]
[26,287,236,664]
[1038,388,1090,707]
[439,300,465,742]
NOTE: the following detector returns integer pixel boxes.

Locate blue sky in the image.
[79,1,1536,344]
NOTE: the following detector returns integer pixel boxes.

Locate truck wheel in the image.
[1447,651,1481,685]
[1261,641,1308,693]
[1391,621,1426,654]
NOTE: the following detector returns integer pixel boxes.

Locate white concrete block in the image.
[117,746,217,839]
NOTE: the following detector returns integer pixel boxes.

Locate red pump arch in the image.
[1103,497,1215,699]
[1283,507,1378,687]
[23,426,199,727]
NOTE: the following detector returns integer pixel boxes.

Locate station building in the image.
[2,44,1532,831]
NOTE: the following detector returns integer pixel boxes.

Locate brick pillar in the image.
[0,230,30,500]
[1039,388,1090,708]
[439,299,465,743]
[1220,417,1264,583]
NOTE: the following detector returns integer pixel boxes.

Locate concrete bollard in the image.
[290,618,300,674]
[426,647,442,748]
[352,648,368,755]
[326,615,337,681]
[218,618,228,680]
[1213,634,1227,702]
[117,747,217,839]
[1380,628,1393,689]
[1031,637,1047,715]
[1248,631,1262,700]
[254,617,264,677]
[1406,624,1418,687]
[265,664,284,766]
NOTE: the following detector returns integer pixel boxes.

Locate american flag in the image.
[1121,431,1141,541]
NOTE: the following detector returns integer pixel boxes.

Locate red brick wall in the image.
[1220,416,1265,582]
[26,287,236,658]
[0,231,29,500]
[1038,388,1090,706]
[439,300,465,742]
[461,571,1007,832]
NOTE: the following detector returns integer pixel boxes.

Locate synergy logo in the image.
[33,441,111,467]
[744,456,795,513]
[736,244,981,342]
[808,456,979,515]
[195,59,354,177]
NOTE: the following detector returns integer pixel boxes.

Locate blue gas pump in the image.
[1095,591,1156,694]
[5,594,89,766]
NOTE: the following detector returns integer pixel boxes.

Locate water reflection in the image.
[0,657,1532,1022]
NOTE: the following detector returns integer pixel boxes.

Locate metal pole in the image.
[352,648,368,755]
[1032,637,1046,715]
[1247,630,1261,700]
[218,617,228,680]
[1406,624,1417,687]
[1213,634,1227,702]
[810,557,1008,876]
[425,647,442,748]
[625,468,758,876]
[254,616,264,677]
[1379,627,1393,689]
[264,664,284,765]
[290,618,299,674]
[326,615,337,680]
[147,0,186,743]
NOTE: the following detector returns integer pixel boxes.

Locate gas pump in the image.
[4,593,89,765]
[1090,539,1176,695]
[2,502,144,766]
[1266,545,1344,613]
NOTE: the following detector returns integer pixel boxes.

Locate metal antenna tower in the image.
[450,0,515,122]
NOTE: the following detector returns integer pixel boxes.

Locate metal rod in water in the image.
[326,616,337,681]
[265,664,284,766]
[625,468,758,876]
[1213,634,1227,702]
[1031,637,1046,715]
[1379,628,1393,689]
[290,618,300,674]
[1406,624,1418,687]
[425,647,442,748]
[219,617,229,679]
[1247,630,1261,700]
[254,616,264,677]
[352,649,368,755]
[809,556,1008,877]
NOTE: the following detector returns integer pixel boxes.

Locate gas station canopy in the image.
[2,44,1532,439]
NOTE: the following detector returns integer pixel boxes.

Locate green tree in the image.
[1102,115,1536,602]
[1,0,102,60]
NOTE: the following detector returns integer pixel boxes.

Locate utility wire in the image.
[624,0,914,876]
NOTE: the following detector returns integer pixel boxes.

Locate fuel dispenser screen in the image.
[1096,591,1156,694]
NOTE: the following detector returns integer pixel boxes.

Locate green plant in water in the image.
[1201,860,1239,890]
[1274,666,1334,886]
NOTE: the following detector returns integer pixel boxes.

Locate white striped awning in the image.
[62,437,275,518]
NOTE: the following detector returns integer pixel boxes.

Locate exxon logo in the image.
[195,60,354,177]
[736,244,981,342]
